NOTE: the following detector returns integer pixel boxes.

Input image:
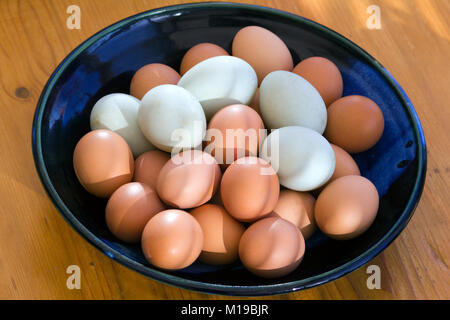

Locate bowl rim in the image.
[32,1,427,296]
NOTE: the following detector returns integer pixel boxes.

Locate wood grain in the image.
[0,0,448,300]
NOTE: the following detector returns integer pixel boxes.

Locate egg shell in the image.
[261,126,335,191]
[221,157,279,222]
[313,144,361,196]
[292,57,343,107]
[138,84,206,152]
[157,150,221,209]
[329,144,360,183]
[206,104,265,167]
[141,209,203,270]
[209,177,224,206]
[249,88,260,115]
[325,95,385,153]
[315,175,379,240]
[90,93,154,157]
[239,217,305,278]
[133,150,171,189]
[178,56,258,120]
[232,26,293,84]
[270,190,316,239]
[180,43,229,75]
[73,129,134,197]
[190,204,245,265]
[105,182,165,243]
[130,63,180,100]
[259,71,327,134]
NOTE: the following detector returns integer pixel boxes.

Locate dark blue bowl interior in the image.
[32,3,426,296]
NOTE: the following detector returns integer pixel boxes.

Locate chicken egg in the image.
[209,182,223,206]
[292,57,343,107]
[221,157,279,222]
[157,150,221,209]
[138,84,206,152]
[259,71,327,134]
[180,43,229,75]
[73,129,134,197]
[190,204,245,265]
[90,93,154,157]
[130,63,180,100]
[206,104,265,167]
[249,88,260,115]
[271,190,316,240]
[325,95,385,153]
[313,144,361,195]
[133,150,170,190]
[329,144,360,183]
[239,217,305,278]
[105,182,165,243]
[232,26,293,84]
[261,126,335,191]
[178,56,257,120]
[141,209,203,270]
[315,175,379,240]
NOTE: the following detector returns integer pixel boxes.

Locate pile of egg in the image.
[73,26,384,278]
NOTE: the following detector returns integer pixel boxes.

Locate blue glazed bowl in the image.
[32,2,426,296]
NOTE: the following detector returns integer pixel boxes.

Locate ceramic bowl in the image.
[32,2,426,296]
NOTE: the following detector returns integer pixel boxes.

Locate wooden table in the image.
[0,0,448,300]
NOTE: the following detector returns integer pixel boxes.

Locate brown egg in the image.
[206,104,265,167]
[209,181,223,206]
[271,190,316,239]
[239,217,305,278]
[313,144,361,197]
[232,26,293,84]
[73,129,134,198]
[324,95,385,153]
[156,150,221,209]
[180,43,229,75]
[213,163,222,194]
[105,182,165,243]
[292,57,343,106]
[190,204,245,265]
[330,144,360,183]
[130,63,180,99]
[249,88,260,115]
[315,175,379,240]
[141,209,203,270]
[133,150,170,189]
[221,157,279,222]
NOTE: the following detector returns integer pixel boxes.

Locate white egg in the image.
[138,84,206,153]
[261,126,335,191]
[90,93,154,157]
[259,71,327,134]
[178,56,258,120]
